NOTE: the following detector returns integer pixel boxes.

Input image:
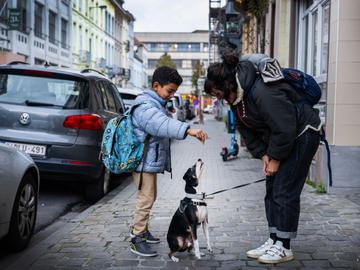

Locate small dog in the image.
[167,159,212,262]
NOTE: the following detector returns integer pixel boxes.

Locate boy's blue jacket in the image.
[131,89,190,173]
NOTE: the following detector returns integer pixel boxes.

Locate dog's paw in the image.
[170,256,179,262]
[195,252,205,258]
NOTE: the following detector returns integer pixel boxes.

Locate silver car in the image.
[0,63,125,202]
[0,144,40,251]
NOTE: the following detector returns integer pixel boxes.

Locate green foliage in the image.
[156,53,176,69]
[306,179,327,194]
[316,182,327,194]
[247,0,269,19]
[191,62,205,96]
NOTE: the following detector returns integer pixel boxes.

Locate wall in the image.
[327,0,360,145]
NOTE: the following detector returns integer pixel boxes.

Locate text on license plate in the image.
[5,142,46,157]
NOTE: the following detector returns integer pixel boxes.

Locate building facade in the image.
[128,37,148,90]
[0,0,72,66]
[135,31,209,95]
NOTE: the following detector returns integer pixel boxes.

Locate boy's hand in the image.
[187,129,208,143]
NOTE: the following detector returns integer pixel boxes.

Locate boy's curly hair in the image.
[152,66,183,87]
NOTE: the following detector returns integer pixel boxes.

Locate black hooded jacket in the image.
[231,61,321,161]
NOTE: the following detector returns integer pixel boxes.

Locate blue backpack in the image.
[282,68,321,106]
[101,103,148,174]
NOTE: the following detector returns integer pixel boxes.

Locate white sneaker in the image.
[258,241,294,264]
[246,238,274,259]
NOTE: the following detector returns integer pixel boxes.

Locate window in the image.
[34,2,43,38]
[182,60,192,69]
[148,60,158,68]
[17,0,27,32]
[0,0,7,24]
[297,0,330,121]
[97,82,116,112]
[312,10,318,75]
[202,43,209,52]
[321,4,330,74]
[173,59,182,69]
[192,60,200,69]
[0,74,89,109]
[297,0,329,79]
[61,19,68,49]
[49,11,56,44]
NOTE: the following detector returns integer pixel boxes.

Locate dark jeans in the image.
[265,129,320,239]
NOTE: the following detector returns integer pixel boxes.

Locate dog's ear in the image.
[183,168,192,181]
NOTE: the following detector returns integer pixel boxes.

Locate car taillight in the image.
[63,114,103,130]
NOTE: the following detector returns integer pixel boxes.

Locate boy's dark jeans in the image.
[265,129,320,239]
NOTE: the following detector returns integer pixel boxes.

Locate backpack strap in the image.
[320,127,333,187]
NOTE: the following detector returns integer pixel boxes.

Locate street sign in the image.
[8,8,21,30]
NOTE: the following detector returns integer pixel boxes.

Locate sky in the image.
[123,0,212,33]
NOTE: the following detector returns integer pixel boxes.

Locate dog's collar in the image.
[191,200,207,206]
[185,192,206,200]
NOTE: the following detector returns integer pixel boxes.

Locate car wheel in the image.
[85,167,111,202]
[6,172,38,252]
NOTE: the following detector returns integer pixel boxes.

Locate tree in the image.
[156,53,176,69]
[191,62,205,97]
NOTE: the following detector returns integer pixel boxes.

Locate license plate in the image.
[4,142,47,157]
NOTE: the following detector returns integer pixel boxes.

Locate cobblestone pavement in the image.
[2,117,360,270]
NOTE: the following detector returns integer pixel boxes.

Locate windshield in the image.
[0,73,89,109]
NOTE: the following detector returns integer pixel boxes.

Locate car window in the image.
[97,81,117,112]
[108,83,125,114]
[0,73,89,109]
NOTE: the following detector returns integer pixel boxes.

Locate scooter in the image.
[220,110,239,161]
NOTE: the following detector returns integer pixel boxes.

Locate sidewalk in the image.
[2,117,360,270]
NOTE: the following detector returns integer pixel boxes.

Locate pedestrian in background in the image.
[204,54,321,264]
[130,66,208,257]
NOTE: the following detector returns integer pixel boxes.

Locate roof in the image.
[0,64,108,80]
[117,87,144,96]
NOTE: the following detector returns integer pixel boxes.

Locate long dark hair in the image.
[204,53,239,99]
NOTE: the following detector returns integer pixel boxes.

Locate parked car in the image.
[0,144,40,251]
[117,87,143,110]
[172,94,186,121]
[166,97,186,122]
[0,63,126,202]
[203,105,214,114]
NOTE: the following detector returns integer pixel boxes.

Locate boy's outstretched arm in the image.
[133,103,207,143]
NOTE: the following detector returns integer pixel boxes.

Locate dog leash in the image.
[205,178,266,198]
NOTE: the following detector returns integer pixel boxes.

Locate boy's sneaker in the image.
[246,238,274,259]
[130,235,158,257]
[257,241,294,264]
[130,230,160,244]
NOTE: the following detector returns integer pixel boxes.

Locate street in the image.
[0,117,359,270]
[0,175,130,269]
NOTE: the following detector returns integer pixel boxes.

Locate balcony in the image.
[79,50,91,65]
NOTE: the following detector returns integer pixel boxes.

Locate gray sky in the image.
[123,0,210,32]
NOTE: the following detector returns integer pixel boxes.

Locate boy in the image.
[130,66,208,257]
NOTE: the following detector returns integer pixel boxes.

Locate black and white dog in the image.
[167,159,212,262]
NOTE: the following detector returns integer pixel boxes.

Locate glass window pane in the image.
[304,16,309,72]
[312,10,318,76]
[321,3,330,74]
